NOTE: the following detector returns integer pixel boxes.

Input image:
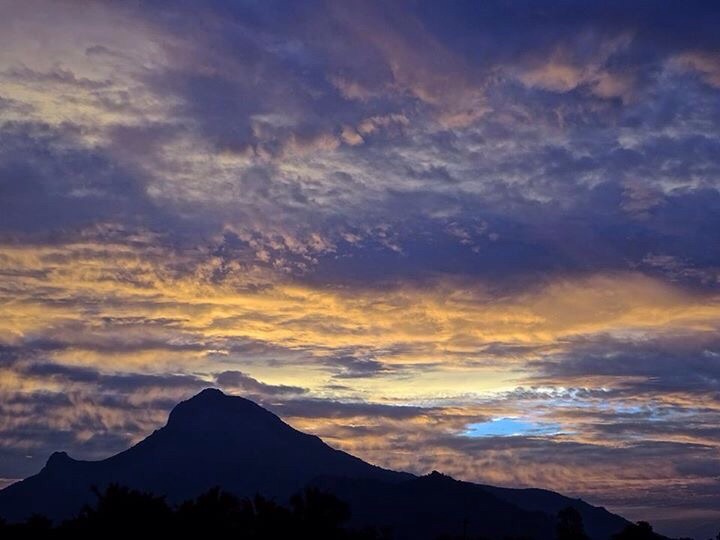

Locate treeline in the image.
[0,483,672,540]
[556,507,667,540]
[0,485,382,539]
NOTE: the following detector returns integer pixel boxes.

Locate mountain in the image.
[0,389,407,522]
[0,389,630,539]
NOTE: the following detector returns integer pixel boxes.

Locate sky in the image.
[0,0,719,536]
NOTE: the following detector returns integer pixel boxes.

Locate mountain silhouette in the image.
[0,389,630,539]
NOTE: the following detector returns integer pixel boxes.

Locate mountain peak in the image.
[165,388,286,434]
[189,387,227,401]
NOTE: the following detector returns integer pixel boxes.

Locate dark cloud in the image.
[16,361,208,394]
[272,398,436,421]
[320,353,392,379]
[215,370,307,396]
[1,0,719,286]
[0,122,157,233]
[529,334,720,398]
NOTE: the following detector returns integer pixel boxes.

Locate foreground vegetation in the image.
[0,484,678,540]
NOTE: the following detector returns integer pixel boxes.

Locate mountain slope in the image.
[0,389,631,539]
[312,472,556,540]
[478,484,629,540]
[310,473,631,540]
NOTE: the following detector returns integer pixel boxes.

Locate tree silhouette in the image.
[176,486,255,535]
[0,483,659,540]
[0,484,384,539]
[556,506,588,540]
[66,484,173,535]
[290,487,352,538]
[612,520,658,540]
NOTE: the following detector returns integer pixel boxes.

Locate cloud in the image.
[527,333,720,403]
[670,51,720,88]
[513,34,636,101]
[215,370,307,396]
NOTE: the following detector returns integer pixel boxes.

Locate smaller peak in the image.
[45,451,72,468]
[425,470,452,481]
